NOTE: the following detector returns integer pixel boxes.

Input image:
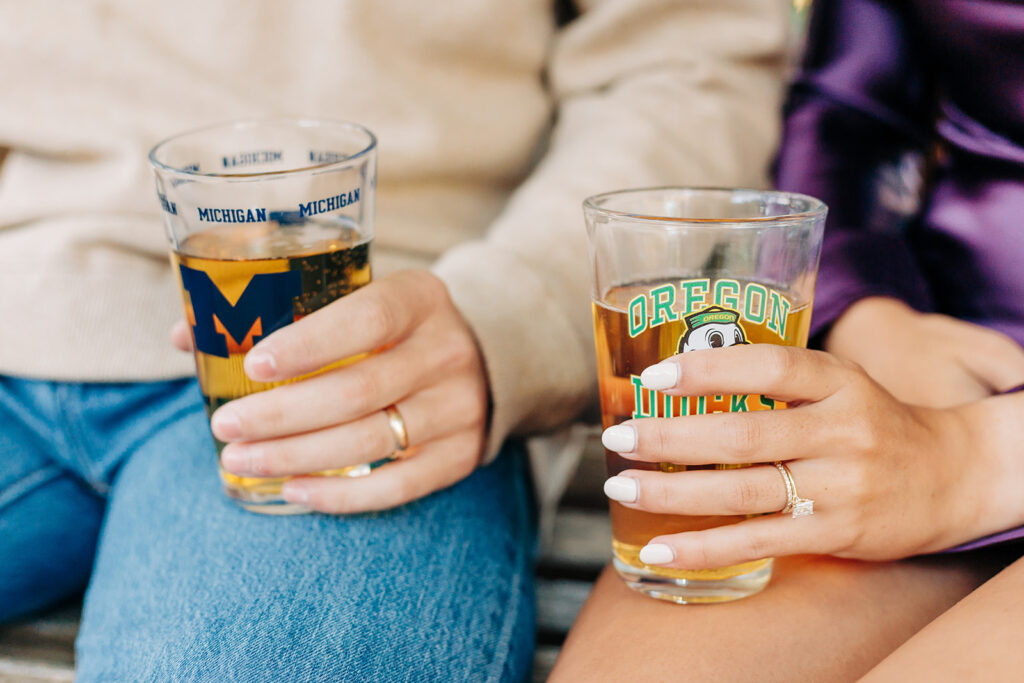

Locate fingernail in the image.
[602,424,637,453]
[245,350,277,381]
[639,543,675,565]
[640,361,679,391]
[211,410,242,441]
[604,476,638,503]
[281,484,309,505]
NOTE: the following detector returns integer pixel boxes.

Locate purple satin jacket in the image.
[775,0,1024,551]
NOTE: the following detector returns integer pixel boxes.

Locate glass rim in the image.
[582,186,827,226]
[148,118,377,181]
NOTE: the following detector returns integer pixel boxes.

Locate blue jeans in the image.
[0,376,536,681]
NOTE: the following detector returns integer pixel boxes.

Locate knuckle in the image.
[400,269,449,310]
[848,420,881,455]
[681,351,715,385]
[248,401,284,438]
[688,540,714,569]
[361,298,398,344]
[648,421,672,459]
[292,330,322,369]
[368,419,396,457]
[439,330,478,370]
[342,369,377,414]
[744,534,770,562]
[419,270,450,304]
[643,476,672,513]
[762,345,796,385]
[725,477,762,514]
[247,448,276,476]
[722,416,760,459]
[452,382,488,429]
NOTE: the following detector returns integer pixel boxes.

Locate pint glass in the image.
[584,188,826,602]
[149,119,377,514]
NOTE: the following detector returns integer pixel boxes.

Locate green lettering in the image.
[744,283,768,324]
[650,284,678,328]
[713,280,741,310]
[679,279,709,314]
[628,294,648,338]
[767,290,791,339]
[631,375,656,418]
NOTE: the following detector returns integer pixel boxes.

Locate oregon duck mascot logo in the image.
[677,305,749,354]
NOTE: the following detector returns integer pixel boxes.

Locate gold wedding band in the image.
[385,404,410,454]
[773,461,815,518]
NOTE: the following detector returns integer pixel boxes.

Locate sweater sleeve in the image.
[433,0,790,462]
[775,0,937,342]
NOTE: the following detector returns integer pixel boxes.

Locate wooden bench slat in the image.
[0,656,75,682]
[531,644,561,683]
[536,577,593,639]
[539,507,612,575]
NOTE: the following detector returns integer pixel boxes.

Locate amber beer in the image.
[584,188,826,602]
[150,119,378,513]
[172,220,371,508]
[593,280,812,595]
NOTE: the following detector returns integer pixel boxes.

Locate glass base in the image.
[223,483,312,515]
[613,556,773,604]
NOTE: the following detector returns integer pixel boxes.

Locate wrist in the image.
[946,394,1024,544]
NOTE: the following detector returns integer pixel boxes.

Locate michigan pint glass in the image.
[149,120,377,514]
[584,188,826,602]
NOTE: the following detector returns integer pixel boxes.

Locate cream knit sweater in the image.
[0,0,788,461]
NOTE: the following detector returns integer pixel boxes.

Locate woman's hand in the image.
[600,344,1012,571]
[826,297,1024,408]
[173,269,489,513]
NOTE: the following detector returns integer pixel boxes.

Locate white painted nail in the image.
[602,424,637,453]
[639,543,675,566]
[640,361,680,391]
[603,476,638,503]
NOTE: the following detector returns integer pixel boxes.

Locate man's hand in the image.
[173,270,489,513]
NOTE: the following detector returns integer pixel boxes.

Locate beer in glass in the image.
[584,188,826,602]
[149,120,377,514]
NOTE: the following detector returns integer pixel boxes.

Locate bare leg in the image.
[551,553,1009,682]
[863,552,1024,681]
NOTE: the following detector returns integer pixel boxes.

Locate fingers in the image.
[279,429,483,514]
[640,344,849,404]
[243,270,449,382]
[210,323,475,442]
[171,320,193,352]
[640,514,831,570]
[602,407,824,465]
[219,378,487,477]
[604,465,790,516]
[955,327,1024,393]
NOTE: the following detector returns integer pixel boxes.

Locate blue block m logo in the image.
[179,265,303,358]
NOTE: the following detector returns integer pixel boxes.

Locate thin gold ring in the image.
[385,404,410,454]
[773,461,815,518]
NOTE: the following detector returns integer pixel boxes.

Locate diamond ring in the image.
[773,461,814,518]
